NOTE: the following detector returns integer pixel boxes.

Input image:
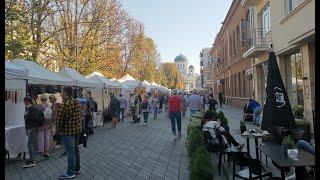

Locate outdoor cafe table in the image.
[258,145,315,180]
[233,129,272,160]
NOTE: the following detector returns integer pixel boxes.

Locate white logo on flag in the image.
[274,87,286,108]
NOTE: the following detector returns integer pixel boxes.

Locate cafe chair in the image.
[203,130,227,176]
[231,152,250,180]
[234,157,272,180]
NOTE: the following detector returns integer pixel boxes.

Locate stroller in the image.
[243,102,253,123]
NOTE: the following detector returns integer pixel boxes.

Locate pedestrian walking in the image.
[152,92,160,120]
[164,94,169,112]
[109,93,120,128]
[141,95,151,124]
[86,92,96,134]
[187,91,202,119]
[208,94,218,111]
[56,87,83,179]
[159,93,164,113]
[36,94,52,158]
[218,91,224,108]
[179,92,186,116]
[22,96,43,168]
[49,95,60,149]
[119,94,127,122]
[168,90,182,140]
[244,99,263,126]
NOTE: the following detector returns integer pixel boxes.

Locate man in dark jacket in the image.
[23,96,39,168]
[208,94,218,111]
[109,93,120,128]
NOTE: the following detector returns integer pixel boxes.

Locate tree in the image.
[162,62,184,89]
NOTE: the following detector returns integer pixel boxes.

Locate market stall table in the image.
[258,144,315,180]
[5,124,28,159]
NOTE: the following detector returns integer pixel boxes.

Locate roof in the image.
[174,54,188,62]
[189,65,194,69]
[5,61,28,79]
[86,71,120,88]
[117,74,139,90]
[11,59,74,85]
[59,67,102,88]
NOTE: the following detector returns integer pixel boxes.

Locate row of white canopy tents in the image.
[6,59,122,126]
[116,74,171,93]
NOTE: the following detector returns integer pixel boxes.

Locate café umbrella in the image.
[261,50,296,132]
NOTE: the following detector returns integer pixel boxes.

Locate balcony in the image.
[242,28,272,59]
[241,0,257,7]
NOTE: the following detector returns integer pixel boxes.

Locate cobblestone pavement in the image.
[5,112,190,180]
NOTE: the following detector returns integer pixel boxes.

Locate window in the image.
[284,0,305,15]
[261,5,271,35]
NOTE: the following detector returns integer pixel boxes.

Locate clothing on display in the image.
[5,90,24,104]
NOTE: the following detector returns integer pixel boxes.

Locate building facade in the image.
[174,54,198,93]
[199,48,213,91]
[211,0,253,108]
[241,0,315,131]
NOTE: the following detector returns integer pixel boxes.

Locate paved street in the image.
[5,112,190,180]
[5,105,295,180]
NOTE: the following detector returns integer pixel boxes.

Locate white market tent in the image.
[142,80,151,91]
[117,74,139,91]
[86,71,120,88]
[11,59,74,86]
[59,67,102,88]
[5,61,29,158]
[5,61,28,80]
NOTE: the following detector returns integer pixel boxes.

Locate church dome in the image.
[174,54,188,62]
[189,65,194,69]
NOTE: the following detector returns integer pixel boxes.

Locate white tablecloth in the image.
[5,124,28,158]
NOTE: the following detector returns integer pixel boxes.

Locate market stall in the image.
[117,74,139,92]
[5,61,29,159]
[86,71,121,126]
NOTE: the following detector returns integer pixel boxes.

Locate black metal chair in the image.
[233,155,272,180]
[231,151,250,180]
[203,130,227,176]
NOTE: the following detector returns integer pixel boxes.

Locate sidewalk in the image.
[5,112,190,180]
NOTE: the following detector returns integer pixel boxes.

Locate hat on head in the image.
[40,94,47,100]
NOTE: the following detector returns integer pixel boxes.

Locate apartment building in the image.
[241,0,315,131]
[211,0,253,108]
[199,48,214,91]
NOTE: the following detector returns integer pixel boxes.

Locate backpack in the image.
[44,107,52,120]
[36,109,45,127]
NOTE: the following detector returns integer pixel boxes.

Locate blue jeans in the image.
[120,108,125,122]
[296,140,315,155]
[153,106,158,120]
[143,112,149,123]
[27,130,37,161]
[61,135,80,175]
[169,111,182,135]
[253,106,263,125]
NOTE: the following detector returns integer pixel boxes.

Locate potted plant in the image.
[293,105,304,119]
[282,135,295,155]
[295,120,311,142]
[240,120,246,134]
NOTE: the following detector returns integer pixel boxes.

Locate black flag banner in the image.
[261,51,296,132]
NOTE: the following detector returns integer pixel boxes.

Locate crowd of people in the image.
[22,87,98,179]
[21,87,247,178]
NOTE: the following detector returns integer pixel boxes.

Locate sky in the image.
[121,0,233,74]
